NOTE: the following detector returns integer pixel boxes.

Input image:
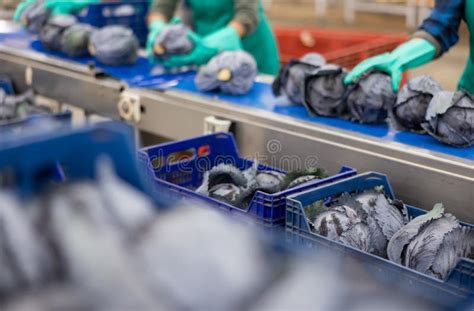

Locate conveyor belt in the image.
[2,31,472,160]
[0,27,472,223]
[30,40,198,86]
[171,76,474,161]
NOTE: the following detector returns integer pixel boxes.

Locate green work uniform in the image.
[459,0,474,93]
[186,0,280,75]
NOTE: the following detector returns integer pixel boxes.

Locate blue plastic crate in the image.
[0,112,73,182]
[138,132,356,227]
[77,1,149,46]
[0,111,72,135]
[0,122,157,202]
[286,172,474,307]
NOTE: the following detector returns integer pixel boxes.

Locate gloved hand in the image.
[13,0,36,23]
[164,26,241,68]
[44,0,99,16]
[344,39,437,91]
[146,20,168,60]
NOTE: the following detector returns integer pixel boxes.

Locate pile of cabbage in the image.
[272,53,397,124]
[0,162,435,310]
[272,53,326,105]
[18,8,139,66]
[273,53,474,147]
[196,163,327,209]
[0,88,50,121]
[305,187,474,280]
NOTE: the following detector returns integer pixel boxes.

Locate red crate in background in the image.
[274,27,408,69]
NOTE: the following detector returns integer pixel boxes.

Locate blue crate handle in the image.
[271,165,356,197]
[289,172,395,206]
[0,122,147,198]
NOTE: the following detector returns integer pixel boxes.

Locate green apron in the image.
[186,0,280,75]
[458,0,474,93]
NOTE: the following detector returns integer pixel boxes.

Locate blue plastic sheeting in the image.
[0,30,472,161]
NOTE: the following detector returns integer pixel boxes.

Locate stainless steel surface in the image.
[0,45,122,118]
[0,45,472,222]
[118,91,142,123]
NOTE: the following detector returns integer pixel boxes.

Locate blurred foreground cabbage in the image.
[0,162,441,310]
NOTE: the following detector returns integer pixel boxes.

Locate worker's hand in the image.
[163,31,217,67]
[344,39,437,92]
[344,52,407,91]
[44,0,99,16]
[164,26,242,68]
[13,0,36,23]
[146,20,168,60]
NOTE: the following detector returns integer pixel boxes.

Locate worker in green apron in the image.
[14,0,280,74]
[147,0,280,75]
[345,0,473,95]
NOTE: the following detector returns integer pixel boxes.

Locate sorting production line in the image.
[2,0,474,309]
[0,20,472,224]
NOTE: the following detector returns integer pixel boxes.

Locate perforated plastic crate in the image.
[0,111,72,133]
[286,172,474,307]
[138,132,356,228]
[274,27,407,69]
[77,1,149,46]
[0,112,73,183]
[0,122,156,201]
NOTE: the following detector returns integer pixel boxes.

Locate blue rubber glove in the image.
[13,0,36,23]
[164,26,241,68]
